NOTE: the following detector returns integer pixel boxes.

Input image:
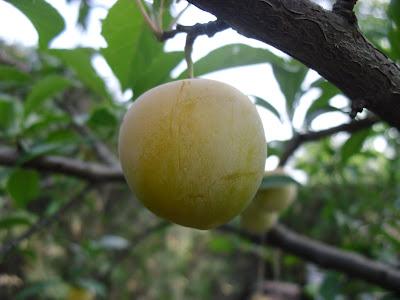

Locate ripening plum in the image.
[118,79,266,229]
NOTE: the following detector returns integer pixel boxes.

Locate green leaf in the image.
[254,96,282,122]
[305,106,342,127]
[133,51,183,97]
[259,174,299,190]
[24,75,71,117]
[0,212,36,229]
[6,169,40,208]
[77,0,90,30]
[0,65,30,83]
[306,80,342,127]
[0,96,16,131]
[389,0,400,28]
[388,26,400,61]
[101,0,162,91]
[340,129,371,165]
[178,44,283,79]
[8,0,65,49]
[87,106,117,129]
[272,60,308,120]
[18,143,64,165]
[208,236,235,254]
[49,48,110,99]
[23,113,70,137]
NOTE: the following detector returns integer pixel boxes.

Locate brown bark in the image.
[187,0,400,129]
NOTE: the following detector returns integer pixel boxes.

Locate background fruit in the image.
[118,79,266,229]
[256,169,297,212]
[240,168,297,233]
[240,208,278,234]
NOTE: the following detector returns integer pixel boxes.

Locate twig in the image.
[57,92,118,167]
[279,117,378,166]
[0,185,92,258]
[0,146,124,182]
[161,19,229,41]
[219,224,400,293]
[135,0,162,39]
[167,3,190,30]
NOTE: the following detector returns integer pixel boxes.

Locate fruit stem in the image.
[185,33,195,78]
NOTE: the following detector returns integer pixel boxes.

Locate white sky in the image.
[0,0,352,173]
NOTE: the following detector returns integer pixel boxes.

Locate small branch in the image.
[160,19,230,41]
[333,0,358,24]
[57,92,118,167]
[0,185,92,258]
[279,117,378,166]
[219,224,400,293]
[135,0,162,39]
[0,146,124,182]
[167,3,190,30]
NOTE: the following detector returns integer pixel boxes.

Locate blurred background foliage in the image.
[0,0,399,299]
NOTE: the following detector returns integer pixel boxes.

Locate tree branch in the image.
[279,117,378,166]
[57,91,119,167]
[0,185,92,258]
[186,0,400,129]
[0,121,397,291]
[160,19,230,41]
[219,224,400,293]
[0,146,124,182]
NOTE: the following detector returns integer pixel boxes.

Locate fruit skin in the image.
[118,79,266,229]
[240,168,297,234]
[240,206,278,234]
[256,168,297,212]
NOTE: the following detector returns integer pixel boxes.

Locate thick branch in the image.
[279,117,378,166]
[0,146,124,182]
[187,0,400,129]
[220,225,400,292]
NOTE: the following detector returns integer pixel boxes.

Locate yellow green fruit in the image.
[256,169,297,212]
[118,79,266,229]
[67,288,95,300]
[240,195,278,233]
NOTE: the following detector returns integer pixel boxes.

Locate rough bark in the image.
[220,225,400,292]
[187,0,400,129]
